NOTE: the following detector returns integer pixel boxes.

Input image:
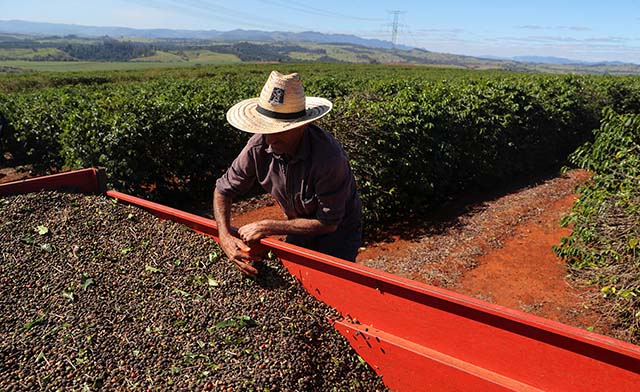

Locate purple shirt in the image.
[216,125,362,230]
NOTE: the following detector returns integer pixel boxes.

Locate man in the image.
[214,71,362,276]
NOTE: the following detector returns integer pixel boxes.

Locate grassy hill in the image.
[1,33,639,75]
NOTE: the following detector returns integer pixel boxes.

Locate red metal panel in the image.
[3,169,640,391]
[272,245,640,391]
[0,168,105,196]
[333,321,542,392]
[102,190,640,391]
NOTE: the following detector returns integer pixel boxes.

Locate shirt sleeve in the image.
[314,157,352,226]
[215,141,257,198]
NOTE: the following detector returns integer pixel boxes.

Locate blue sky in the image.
[2,0,640,63]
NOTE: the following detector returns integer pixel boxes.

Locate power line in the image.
[125,0,407,48]
[262,0,385,22]
[125,0,306,31]
[401,25,423,50]
[170,0,308,30]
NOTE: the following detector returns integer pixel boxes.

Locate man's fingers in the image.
[235,249,261,263]
[233,236,251,252]
[238,222,268,243]
[220,234,260,276]
[233,259,258,277]
[238,230,253,243]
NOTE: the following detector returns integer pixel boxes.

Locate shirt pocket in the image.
[295,186,318,217]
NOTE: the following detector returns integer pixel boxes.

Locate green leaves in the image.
[35,225,49,235]
[208,249,222,263]
[8,69,640,232]
[206,275,219,287]
[20,314,46,333]
[40,243,54,253]
[173,288,191,297]
[145,264,162,273]
[20,236,35,245]
[81,276,95,291]
[555,110,640,343]
[213,315,258,330]
[62,290,76,302]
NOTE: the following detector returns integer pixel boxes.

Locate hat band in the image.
[256,105,307,120]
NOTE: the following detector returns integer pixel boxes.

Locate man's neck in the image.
[274,126,308,158]
[286,126,306,156]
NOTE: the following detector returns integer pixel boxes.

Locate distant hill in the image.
[483,55,631,66]
[512,56,587,65]
[1,20,639,75]
[0,19,412,50]
[517,56,628,66]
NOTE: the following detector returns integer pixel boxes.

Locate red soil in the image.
[228,169,608,334]
[452,191,604,330]
[0,165,33,184]
[230,204,285,228]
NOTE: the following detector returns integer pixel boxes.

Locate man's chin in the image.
[269,145,286,155]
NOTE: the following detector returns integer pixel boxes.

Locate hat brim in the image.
[226,97,332,134]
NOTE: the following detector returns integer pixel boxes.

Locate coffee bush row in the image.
[1,66,640,228]
[554,109,640,343]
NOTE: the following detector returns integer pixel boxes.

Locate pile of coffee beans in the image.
[0,191,387,391]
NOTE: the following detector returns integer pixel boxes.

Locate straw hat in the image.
[226,71,332,134]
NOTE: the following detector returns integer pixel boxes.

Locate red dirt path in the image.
[453,191,603,329]
[0,165,32,184]
[229,169,609,334]
[231,204,285,227]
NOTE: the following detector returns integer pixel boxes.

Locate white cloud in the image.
[584,36,629,43]
[515,25,591,32]
[414,28,465,34]
[565,26,591,32]
[409,30,640,64]
[516,25,545,30]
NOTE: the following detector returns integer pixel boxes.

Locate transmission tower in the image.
[389,10,405,49]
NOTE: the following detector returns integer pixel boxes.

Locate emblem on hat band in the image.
[269,87,285,105]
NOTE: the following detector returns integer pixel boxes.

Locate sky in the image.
[1,0,640,63]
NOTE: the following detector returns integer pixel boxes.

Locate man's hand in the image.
[219,233,259,277]
[238,220,273,243]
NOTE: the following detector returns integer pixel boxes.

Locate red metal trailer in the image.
[1,168,639,391]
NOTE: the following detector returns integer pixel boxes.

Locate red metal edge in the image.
[0,168,105,196]
[105,190,223,239]
[265,236,640,355]
[103,189,640,391]
[269,240,640,391]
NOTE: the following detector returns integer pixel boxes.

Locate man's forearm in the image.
[213,189,233,236]
[260,218,337,237]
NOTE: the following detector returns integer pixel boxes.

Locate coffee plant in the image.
[1,64,640,225]
[554,109,640,343]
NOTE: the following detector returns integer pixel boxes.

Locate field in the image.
[0,58,241,72]
[1,62,639,344]
[130,50,241,63]
[0,48,72,61]
[2,33,640,75]
[0,63,512,93]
